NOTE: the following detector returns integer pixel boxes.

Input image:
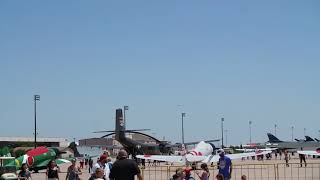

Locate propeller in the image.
[93,129,151,133]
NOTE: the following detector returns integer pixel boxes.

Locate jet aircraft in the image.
[266,133,320,150]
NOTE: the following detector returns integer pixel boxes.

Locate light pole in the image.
[221,118,224,148]
[304,128,306,136]
[123,106,129,123]
[34,95,40,149]
[274,124,277,136]
[181,113,186,144]
[225,129,228,147]
[318,130,320,140]
[249,121,252,144]
[291,126,294,141]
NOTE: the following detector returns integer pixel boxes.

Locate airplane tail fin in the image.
[115,108,126,141]
[305,136,315,142]
[267,133,282,143]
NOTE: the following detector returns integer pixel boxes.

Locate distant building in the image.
[0,137,69,147]
[79,138,114,147]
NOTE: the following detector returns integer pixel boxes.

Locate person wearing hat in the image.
[66,159,82,180]
[91,155,108,179]
[184,167,195,180]
[217,149,232,180]
[109,149,143,180]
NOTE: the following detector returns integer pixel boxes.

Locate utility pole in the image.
[249,121,252,144]
[304,128,306,136]
[181,113,186,144]
[34,95,40,149]
[274,124,277,136]
[221,118,224,148]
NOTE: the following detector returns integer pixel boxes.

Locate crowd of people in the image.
[170,149,233,180]
[15,147,314,180]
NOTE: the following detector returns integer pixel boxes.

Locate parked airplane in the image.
[295,136,317,142]
[297,148,320,156]
[5,146,70,172]
[136,141,272,164]
[266,133,320,150]
[94,109,220,156]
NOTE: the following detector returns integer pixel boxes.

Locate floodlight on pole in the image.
[249,121,252,144]
[221,118,224,148]
[123,105,129,124]
[291,126,294,141]
[225,129,228,147]
[34,95,40,149]
[181,113,186,144]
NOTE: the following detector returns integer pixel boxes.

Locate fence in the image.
[140,163,320,180]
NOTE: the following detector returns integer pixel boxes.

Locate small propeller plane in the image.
[136,141,272,165]
[5,146,70,172]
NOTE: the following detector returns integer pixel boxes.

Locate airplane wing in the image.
[35,158,70,168]
[297,151,320,156]
[34,159,51,168]
[185,155,207,162]
[136,155,184,163]
[56,158,71,164]
[203,151,272,163]
[169,139,220,148]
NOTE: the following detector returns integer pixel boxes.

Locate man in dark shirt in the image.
[109,150,143,180]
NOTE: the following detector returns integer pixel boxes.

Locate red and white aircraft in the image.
[297,148,320,156]
[136,141,272,164]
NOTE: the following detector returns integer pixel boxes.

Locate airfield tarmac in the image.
[30,157,320,180]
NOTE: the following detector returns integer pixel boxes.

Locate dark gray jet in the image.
[266,133,320,151]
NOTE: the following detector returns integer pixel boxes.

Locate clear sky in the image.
[0,0,319,145]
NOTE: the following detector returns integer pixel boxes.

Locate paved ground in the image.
[30,156,320,180]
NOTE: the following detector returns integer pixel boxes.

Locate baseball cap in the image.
[100,155,107,161]
[183,167,192,175]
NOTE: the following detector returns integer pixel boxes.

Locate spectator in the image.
[184,167,195,180]
[299,153,307,167]
[109,150,143,180]
[241,175,247,180]
[89,168,105,180]
[216,174,224,180]
[92,155,107,175]
[66,159,81,180]
[46,160,59,180]
[18,163,32,180]
[89,158,93,173]
[196,163,209,180]
[217,149,232,180]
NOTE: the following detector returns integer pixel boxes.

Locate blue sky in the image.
[0,0,319,145]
